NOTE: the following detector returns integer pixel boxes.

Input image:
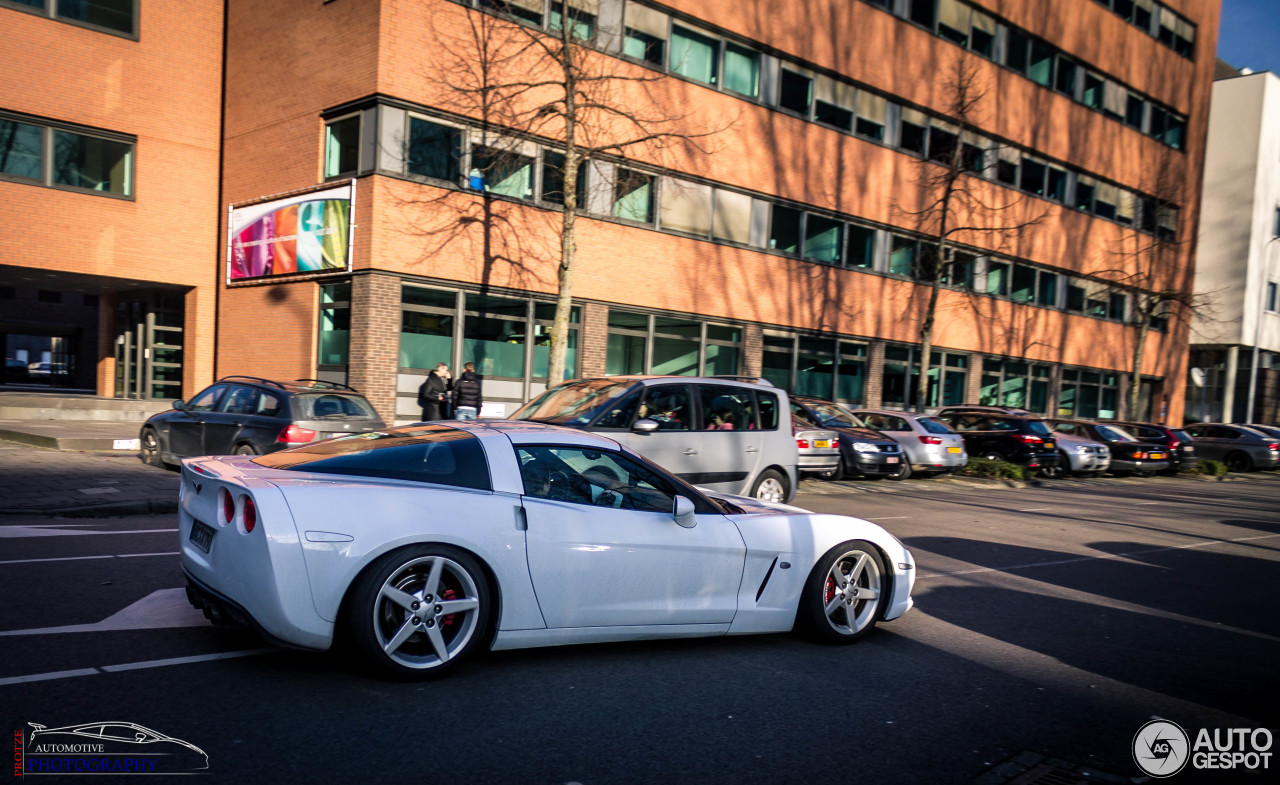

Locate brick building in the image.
[3,0,1219,427]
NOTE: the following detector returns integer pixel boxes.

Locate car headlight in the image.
[852,442,878,453]
[1075,445,1090,454]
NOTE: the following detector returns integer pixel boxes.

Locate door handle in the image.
[745,446,759,453]
[682,448,698,455]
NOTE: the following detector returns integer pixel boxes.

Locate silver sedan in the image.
[848,410,968,479]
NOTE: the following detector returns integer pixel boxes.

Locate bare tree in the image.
[898,56,1047,412]
[419,1,727,383]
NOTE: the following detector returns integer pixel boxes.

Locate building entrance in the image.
[114,292,184,399]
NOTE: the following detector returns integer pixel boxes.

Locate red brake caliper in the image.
[441,588,456,627]
[824,574,837,606]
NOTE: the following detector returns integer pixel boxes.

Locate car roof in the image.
[574,375,778,390]
[849,407,931,418]
[215,376,367,396]
[448,419,624,449]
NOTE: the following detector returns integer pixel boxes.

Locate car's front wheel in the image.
[232,443,257,456]
[886,459,912,480]
[797,541,887,644]
[751,469,788,503]
[140,427,165,468]
[348,545,490,679]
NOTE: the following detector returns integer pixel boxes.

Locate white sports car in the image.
[179,421,915,677]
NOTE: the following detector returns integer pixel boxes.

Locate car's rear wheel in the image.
[1225,451,1253,473]
[751,469,788,503]
[797,540,887,644]
[140,427,164,468]
[981,451,1006,463]
[232,443,257,456]
[348,545,490,679]
[1039,452,1069,479]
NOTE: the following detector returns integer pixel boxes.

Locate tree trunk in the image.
[1128,317,1149,421]
[547,6,576,387]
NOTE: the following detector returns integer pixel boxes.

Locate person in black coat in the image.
[451,362,484,420]
[418,363,451,421]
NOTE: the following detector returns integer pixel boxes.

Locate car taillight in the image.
[277,425,317,443]
[918,435,943,445]
[1133,451,1147,459]
[1269,443,1279,452]
[222,489,235,523]
[1167,440,1179,450]
[242,495,256,533]
[796,439,810,449]
[1016,435,1043,445]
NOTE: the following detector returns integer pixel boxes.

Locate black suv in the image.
[1113,421,1199,473]
[790,396,904,479]
[1043,419,1170,476]
[140,376,384,467]
[937,412,1060,470]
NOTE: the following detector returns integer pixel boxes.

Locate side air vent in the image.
[755,556,779,602]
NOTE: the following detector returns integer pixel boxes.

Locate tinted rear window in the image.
[1169,430,1193,442]
[1026,420,1052,436]
[918,417,955,435]
[294,393,378,419]
[251,425,491,490]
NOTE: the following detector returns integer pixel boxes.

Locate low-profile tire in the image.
[751,469,789,503]
[797,540,887,645]
[140,427,165,468]
[232,443,257,456]
[347,544,491,679]
[1225,451,1252,473]
[886,460,913,480]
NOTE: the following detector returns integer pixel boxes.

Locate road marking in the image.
[0,551,178,566]
[868,516,909,520]
[1018,507,1053,511]
[917,532,1280,579]
[0,588,206,637]
[0,527,177,538]
[1135,501,1161,505]
[0,649,276,687]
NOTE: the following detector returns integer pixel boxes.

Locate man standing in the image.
[452,361,483,420]
[418,363,451,421]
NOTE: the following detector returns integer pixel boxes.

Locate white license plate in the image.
[814,440,830,448]
[885,456,899,464]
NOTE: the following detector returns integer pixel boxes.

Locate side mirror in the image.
[673,495,697,528]
[631,418,659,434]
[172,400,186,411]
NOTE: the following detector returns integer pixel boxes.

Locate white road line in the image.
[868,516,909,520]
[1135,501,1161,505]
[0,649,276,686]
[0,552,178,566]
[917,532,1280,579]
[0,527,177,539]
[1018,507,1053,512]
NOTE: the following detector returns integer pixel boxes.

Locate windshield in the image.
[802,401,864,428]
[511,379,636,426]
[1095,425,1136,442]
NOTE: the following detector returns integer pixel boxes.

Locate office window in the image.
[1157,206,1178,242]
[1125,93,1145,129]
[996,147,1019,186]
[651,317,701,375]
[941,251,975,289]
[1163,114,1185,149]
[804,215,842,265]
[769,205,802,254]
[1055,56,1077,95]
[1132,0,1152,29]
[761,334,795,390]
[1266,282,1278,313]
[855,93,887,141]
[540,151,587,207]
[1075,175,1096,212]
[985,260,1009,296]
[847,225,876,269]
[324,115,360,179]
[670,26,718,86]
[1066,281,1086,312]
[464,293,528,379]
[712,188,752,244]
[606,310,648,376]
[319,283,352,367]
[1094,182,1118,220]
[969,8,996,57]
[1046,165,1067,202]
[53,0,134,34]
[480,0,543,26]
[704,324,742,376]
[928,122,958,165]
[1175,18,1196,57]
[908,0,935,28]
[1010,265,1036,303]
[623,2,667,65]
[1020,157,1046,196]
[814,76,854,131]
[1115,189,1135,226]
[723,43,760,98]
[937,0,969,45]
[900,108,927,156]
[532,304,580,381]
[470,145,534,199]
[1028,40,1055,87]
[1083,72,1105,109]
[550,4,595,40]
[779,69,812,116]
[53,130,132,195]
[889,235,917,277]
[1108,293,1127,322]
[1157,6,1177,46]
[1005,29,1030,74]
[659,177,712,236]
[961,132,987,172]
[1037,271,1058,306]
[1102,80,1127,120]
[613,167,654,223]
[0,119,43,180]
[407,117,461,182]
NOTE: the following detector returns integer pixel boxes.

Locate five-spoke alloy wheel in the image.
[349,545,490,678]
[798,540,887,644]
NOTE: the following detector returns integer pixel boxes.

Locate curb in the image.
[0,499,179,518]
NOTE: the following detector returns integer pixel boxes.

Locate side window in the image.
[699,386,753,430]
[187,384,228,413]
[592,390,642,429]
[636,385,691,431]
[257,392,284,416]
[1052,422,1076,435]
[1134,426,1160,440]
[220,385,260,415]
[1184,425,1205,438]
[1213,427,1239,439]
[517,446,678,513]
[881,415,910,431]
[756,392,780,429]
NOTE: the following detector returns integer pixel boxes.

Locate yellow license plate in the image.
[1150,453,1165,459]
[1044,442,1055,449]
[814,440,830,448]
[947,446,962,453]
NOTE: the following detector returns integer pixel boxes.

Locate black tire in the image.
[347,544,491,679]
[1225,452,1252,473]
[814,458,844,481]
[1039,451,1069,479]
[886,459,912,480]
[140,427,165,468]
[232,443,257,456]
[981,451,1006,463]
[796,540,888,645]
[751,468,789,502]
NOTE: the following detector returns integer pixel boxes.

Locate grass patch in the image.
[954,457,1032,481]
[1186,458,1228,477]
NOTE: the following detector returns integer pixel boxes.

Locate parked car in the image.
[788,396,904,480]
[180,421,916,677]
[140,376,384,467]
[936,412,1060,470]
[1034,423,1111,478]
[792,416,841,477]
[4,358,30,383]
[1182,423,1280,472]
[936,404,1034,417]
[1113,421,1200,473]
[1240,423,1280,441]
[511,376,798,502]
[1044,419,1170,476]
[847,408,968,479]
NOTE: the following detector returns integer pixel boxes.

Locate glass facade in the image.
[606,310,742,377]
[317,282,351,367]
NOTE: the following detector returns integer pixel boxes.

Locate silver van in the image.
[511,376,799,502]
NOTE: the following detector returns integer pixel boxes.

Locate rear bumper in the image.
[1111,459,1171,473]
[798,453,840,472]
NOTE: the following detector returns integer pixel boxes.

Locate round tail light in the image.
[242,495,257,533]
[222,489,235,524]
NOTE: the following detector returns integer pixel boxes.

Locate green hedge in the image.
[954,457,1032,481]
[1188,458,1228,477]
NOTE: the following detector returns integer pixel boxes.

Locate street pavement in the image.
[1,449,1278,783]
[0,439,177,515]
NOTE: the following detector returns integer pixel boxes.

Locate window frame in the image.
[0,111,136,199]
[3,0,139,39]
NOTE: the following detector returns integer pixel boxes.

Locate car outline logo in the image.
[26,721,208,772]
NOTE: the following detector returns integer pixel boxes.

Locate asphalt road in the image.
[2,473,1278,784]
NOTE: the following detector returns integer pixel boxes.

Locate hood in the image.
[699,489,811,515]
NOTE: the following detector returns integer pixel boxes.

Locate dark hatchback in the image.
[140,376,384,467]
[936,412,1060,470]
[1113,421,1199,472]
[1044,419,1170,476]
[790,396,904,479]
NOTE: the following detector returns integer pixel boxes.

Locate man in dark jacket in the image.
[418,363,451,421]
[452,362,483,420]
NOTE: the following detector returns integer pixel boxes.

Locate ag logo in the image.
[1134,719,1190,777]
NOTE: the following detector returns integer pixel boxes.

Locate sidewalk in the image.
[0,439,179,516]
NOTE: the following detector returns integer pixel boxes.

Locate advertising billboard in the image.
[227,182,355,282]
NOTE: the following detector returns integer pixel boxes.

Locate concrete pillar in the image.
[741,323,763,377]
[1223,346,1238,423]
[96,292,116,397]
[864,340,886,408]
[965,356,984,406]
[347,273,401,423]
[184,285,216,401]
[579,302,608,377]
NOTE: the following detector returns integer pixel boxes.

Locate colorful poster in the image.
[228,183,354,281]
